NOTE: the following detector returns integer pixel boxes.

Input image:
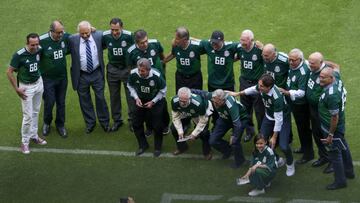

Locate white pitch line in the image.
[160,193,223,203]
[227,196,280,202]
[0,146,359,166]
[287,200,339,203]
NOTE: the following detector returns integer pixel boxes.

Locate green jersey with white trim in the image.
[264,52,289,88]
[171,39,203,75]
[127,39,164,76]
[236,43,264,81]
[10,47,41,83]
[215,95,247,123]
[251,146,277,173]
[171,94,208,118]
[199,40,237,89]
[102,29,134,67]
[286,62,310,105]
[39,32,70,80]
[258,85,290,118]
[127,68,165,102]
[318,81,346,133]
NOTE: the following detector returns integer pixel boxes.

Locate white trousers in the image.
[19,77,44,144]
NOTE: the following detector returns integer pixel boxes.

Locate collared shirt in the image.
[79,35,99,72]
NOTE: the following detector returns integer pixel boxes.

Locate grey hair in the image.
[241,29,254,41]
[289,48,304,60]
[77,21,91,32]
[177,87,191,98]
[212,89,227,100]
[137,58,151,70]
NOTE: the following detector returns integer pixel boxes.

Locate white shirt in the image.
[79,35,99,72]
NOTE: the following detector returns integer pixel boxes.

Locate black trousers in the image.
[175,71,203,93]
[239,77,264,131]
[77,69,110,128]
[292,103,314,159]
[132,99,166,150]
[309,104,328,160]
[171,119,211,155]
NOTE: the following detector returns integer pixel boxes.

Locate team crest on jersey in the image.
[121,41,127,47]
[224,50,229,57]
[292,75,296,82]
[252,54,258,61]
[189,51,195,58]
[316,77,320,84]
[190,109,195,114]
[149,80,155,86]
[61,41,65,48]
[150,49,156,56]
[274,66,280,72]
[36,54,40,61]
[109,42,113,47]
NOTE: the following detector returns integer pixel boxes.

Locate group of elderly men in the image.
[7,18,355,190]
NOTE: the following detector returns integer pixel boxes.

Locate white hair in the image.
[289,48,304,60]
[212,89,227,101]
[177,87,191,99]
[241,29,254,41]
[77,20,91,32]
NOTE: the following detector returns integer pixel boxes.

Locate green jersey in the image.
[251,146,277,173]
[306,64,326,107]
[200,40,237,89]
[10,47,41,83]
[286,61,310,105]
[236,43,264,81]
[258,85,290,119]
[127,39,164,76]
[318,81,346,134]
[102,29,134,67]
[215,95,247,123]
[171,93,208,118]
[127,68,166,103]
[171,39,203,75]
[264,52,289,88]
[39,32,70,80]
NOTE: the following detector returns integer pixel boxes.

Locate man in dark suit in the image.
[69,20,110,133]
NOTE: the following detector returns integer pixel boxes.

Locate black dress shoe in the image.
[57,127,67,138]
[346,173,355,179]
[323,163,334,174]
[326,182,347,190]
[111,121,123,132]
[101,125,111,133]
[42,124,51,136]
[221,151,231,160]
[86,125,96,134]
[136,146,149,156]
[296,157,313,165]
[154,150,161,157]
[293,148,304,154]
[312,158,328,167]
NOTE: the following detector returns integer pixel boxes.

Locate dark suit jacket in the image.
[69,31,105,90]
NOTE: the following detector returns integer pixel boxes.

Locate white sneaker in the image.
[248,188,265,196]
[265,182,271,188]
[286,161,295,176]
[277,157,285,168]
[33,137,47,145]
[236,177,250,186]
[21,143,30,154]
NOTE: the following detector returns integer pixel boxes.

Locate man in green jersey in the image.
[279,48,314,164]
[236,29,265,142]
[262,44,289,89]
[170,87,213,160]
[127,29,170,135]
[7,33,47,154]
[234,74,295,176]
[164,27,204,91]
[210,89,248,168]
[102,18,135,131]
[39,20,70,138]
[127,58,167,157]
[318,67,354,190]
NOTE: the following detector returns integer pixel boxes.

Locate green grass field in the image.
[0,0,360,202]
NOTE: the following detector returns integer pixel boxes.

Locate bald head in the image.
[50,20,64,41]
[308,52,324,72]
[262,43,277,63]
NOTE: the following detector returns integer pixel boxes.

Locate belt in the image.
[80,66,100,74]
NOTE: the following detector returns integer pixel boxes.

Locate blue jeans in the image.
[42,78,67,127]
[260,115,293,165]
